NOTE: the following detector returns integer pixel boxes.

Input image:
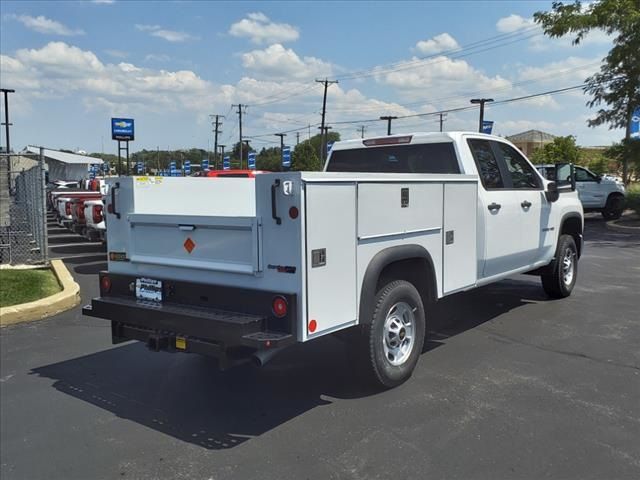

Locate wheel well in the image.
[606,192,625,203]
[376,257,436,307]
[561,216,583,258]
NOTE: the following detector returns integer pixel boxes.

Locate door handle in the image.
[487,202,501,212]
[521,200,532,209]
[271,179,282,225]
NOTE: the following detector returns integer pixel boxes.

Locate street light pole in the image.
[1,88,15,153]
[380,116,398,136]
[470,98,494,133]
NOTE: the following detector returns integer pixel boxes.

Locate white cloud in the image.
[496,14,536,33]
[414,33,459,55]
[375,55,512,103]
[8,14,84,36]
[135,24,195,42]
[229,12,299,44]
[92,0,115,4]
[518,56,601,85]
[241,44,332,80]
[1,42,224,114]
[496,14,611,51]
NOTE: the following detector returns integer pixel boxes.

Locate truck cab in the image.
[84,132,583,388]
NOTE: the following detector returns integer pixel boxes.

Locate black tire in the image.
[541,234,578,298]
[360,280,426,389]
[601,194,625,220]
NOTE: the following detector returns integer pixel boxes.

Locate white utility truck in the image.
[84,132,584,388]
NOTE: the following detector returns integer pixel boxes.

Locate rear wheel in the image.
[601,194,625,220]
[361,280,425,388]
[541,234,578,298]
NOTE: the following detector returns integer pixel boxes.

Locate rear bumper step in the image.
[82,295,295,366]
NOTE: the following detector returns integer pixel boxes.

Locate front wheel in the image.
[541,234,578,298]
[601,195,625,220]
[361,280,426,389]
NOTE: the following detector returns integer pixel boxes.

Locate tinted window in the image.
[467,139,504,189]
[494,142,542,189]
[326,142,460,174]
[575,167,598,182]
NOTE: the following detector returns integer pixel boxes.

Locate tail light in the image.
[92,205,103,224]
[100,275,111,293]
[65,202,71,216]
[272,296,288,318]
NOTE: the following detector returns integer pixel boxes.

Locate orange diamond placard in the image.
[184,237,196,254]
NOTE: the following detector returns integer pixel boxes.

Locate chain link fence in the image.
[0,149,48,265]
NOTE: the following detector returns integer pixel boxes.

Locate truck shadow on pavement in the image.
[32,278,548,451]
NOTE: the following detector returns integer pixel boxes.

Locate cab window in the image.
[467,139,504,189]
[493,142,542,189]
[575,167,598,182]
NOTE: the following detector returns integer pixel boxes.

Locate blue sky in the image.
[0,0,620,154]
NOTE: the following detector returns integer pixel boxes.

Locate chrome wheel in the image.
[382,302,416,366]
[562,247,575,285]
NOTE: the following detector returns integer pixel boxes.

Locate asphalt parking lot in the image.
[1,215,639,480]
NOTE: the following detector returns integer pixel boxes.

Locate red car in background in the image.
[205,170,266,178]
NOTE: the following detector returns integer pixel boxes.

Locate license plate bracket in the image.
[136,277,163,302]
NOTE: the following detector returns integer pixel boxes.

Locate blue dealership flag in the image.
[482,120,494,134]
[327,141,334,155]
[136,162,143,174]
[631,107,640,140]
[282,146,291,168]
[202,159,209,170]
[223,156,230,170]
[248,152,256,170]
[184,160,191,175]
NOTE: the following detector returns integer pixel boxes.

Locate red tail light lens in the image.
[289,206,299,219]
[92,205,103,224]
[65,202,71,216]
[100,275,111,293]
[272,296,288,318]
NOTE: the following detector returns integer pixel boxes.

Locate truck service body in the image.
[84,132,583,387]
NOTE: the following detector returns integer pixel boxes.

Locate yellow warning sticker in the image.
[175,337,186,350]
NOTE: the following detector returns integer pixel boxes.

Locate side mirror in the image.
[546,163,575,203]
[545,181,559,203]
[554,163,576,191]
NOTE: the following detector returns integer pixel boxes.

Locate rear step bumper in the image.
[83,294,295,369]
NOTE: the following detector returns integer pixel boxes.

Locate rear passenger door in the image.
[467,139,523,278]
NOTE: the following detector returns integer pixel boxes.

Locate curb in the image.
[606,219,640,233]
[0,260,80,327]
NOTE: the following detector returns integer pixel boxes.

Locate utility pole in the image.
[380,116,398,136]
[438,113,447,132]
[470,98,494,133]
[358,125,367,138]
[275,133,287,166]
[296,131,300,145]
[1,88,15,154]
[315,78,338,161]
[210,114,223,169]
[232,104,245,168]
[317,126,332,158]
[157,146,160,172]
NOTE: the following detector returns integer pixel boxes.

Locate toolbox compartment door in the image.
[304,183,357,338]
[128,214,262,274]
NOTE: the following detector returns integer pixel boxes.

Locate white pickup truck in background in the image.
[536,164,626,219]
[84,132,584,388]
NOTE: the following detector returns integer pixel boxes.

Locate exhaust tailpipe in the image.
[252,347,283,367]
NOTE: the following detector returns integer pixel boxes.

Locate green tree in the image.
[534,0,640,184]
[256,147,282,172]
[291,141,322,171]
[530,135,582,164]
